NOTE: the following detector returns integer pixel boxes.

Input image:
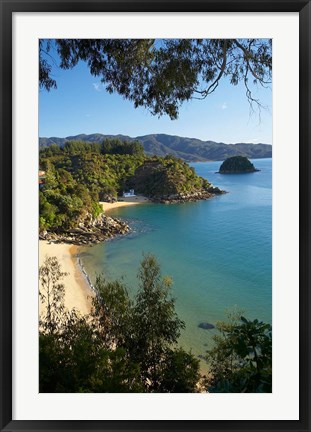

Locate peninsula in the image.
[39,138,224,245]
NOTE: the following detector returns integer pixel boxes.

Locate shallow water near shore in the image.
[80,159,272,368]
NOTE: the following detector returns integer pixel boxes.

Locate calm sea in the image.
[80,159,272,365]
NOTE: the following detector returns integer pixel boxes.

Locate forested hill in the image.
[39,140,225,239]
[39,133,272,162]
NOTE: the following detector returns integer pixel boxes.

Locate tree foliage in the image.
[39,255,67,333]
[157,348,201,393]
[40,38,272,119]
[39,255,272,393]
[205,313,272,393]
[129,155,210,197]
[39,254,201,393]
[101,138,144,156]
[39,143,211,232]
[39,139,144,231]
[129,254,185,391]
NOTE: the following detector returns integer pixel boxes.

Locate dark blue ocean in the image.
[80,159,272,365]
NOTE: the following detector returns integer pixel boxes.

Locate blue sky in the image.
[39,42,272,144]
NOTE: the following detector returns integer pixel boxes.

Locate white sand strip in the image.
[100,195,149,212]
[39,240,94,316]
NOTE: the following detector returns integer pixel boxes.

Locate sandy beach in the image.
[100,195,150,212]
[39,196,149,316]
[39,240,94,316]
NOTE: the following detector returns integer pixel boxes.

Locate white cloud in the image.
[221,102,228,110]
[92,82,103,92]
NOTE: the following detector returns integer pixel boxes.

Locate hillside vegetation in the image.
[39,133,272,162]
[39,139,218,233]
[39,254,272,393]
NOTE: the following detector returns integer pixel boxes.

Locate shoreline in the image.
[39,196,149,315]
[39,240,94,316]
[76,252,97,293]
[39,195,210,379]
[100,195,150,213]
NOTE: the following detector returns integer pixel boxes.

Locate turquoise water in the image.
[80,159,272,364]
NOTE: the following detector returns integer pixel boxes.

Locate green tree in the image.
[39,256,68,333]
[63,140,102,155]
[101,138,144,156]
[90,255,202,392]
[40,39,271,119]
[205,315,272,393]
[39,145,212,233]
[158,348,201,393]
[91,276,132,348]
[129,254,185,391]
[39,310,144,393]
[39,257,143,393]
[39,255,203,393]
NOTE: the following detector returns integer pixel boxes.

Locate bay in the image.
[80,158,272,366]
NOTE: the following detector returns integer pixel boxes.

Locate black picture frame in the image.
[1,1,310,431]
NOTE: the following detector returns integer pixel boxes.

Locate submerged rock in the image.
[198,322,215,330]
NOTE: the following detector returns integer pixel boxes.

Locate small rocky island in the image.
[218,156,260,174]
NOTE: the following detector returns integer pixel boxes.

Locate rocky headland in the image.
[152,186,225,204]
[39,143,227,246]
[39,212,130,245]
[39,186,225,245]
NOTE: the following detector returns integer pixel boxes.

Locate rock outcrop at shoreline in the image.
[151,187,226,204]
[39,212,130,245]
[39,187,225,245]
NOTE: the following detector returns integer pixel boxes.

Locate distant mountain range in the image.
[39,133,272,162]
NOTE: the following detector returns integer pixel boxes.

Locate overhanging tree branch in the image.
[39,38,272,119]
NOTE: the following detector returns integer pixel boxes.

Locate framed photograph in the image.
[1,1,310,431]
